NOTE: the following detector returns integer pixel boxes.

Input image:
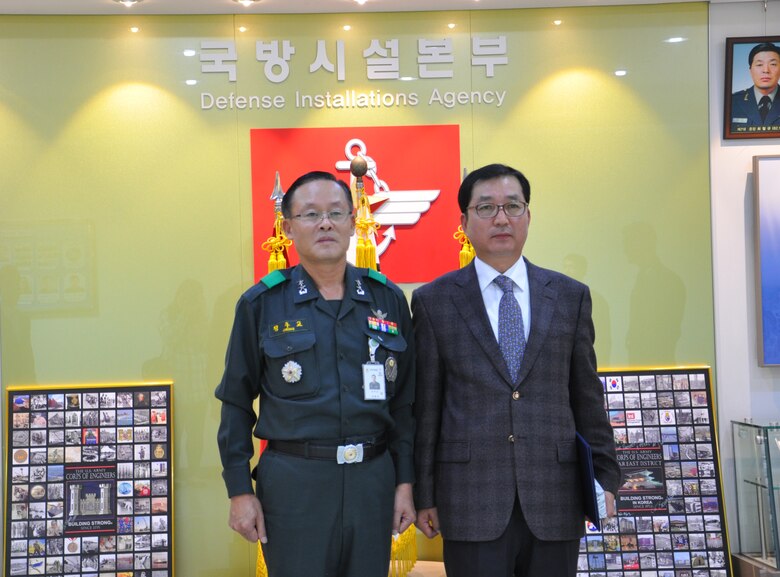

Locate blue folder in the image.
[576,431,601,530]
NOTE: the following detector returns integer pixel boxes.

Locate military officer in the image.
[215,171,416,577]
[730,42,780,130]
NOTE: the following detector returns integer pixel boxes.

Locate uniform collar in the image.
[291,264,373,304]
[291,265,319,303]
[753,85,779,103]
[344,264,373,304]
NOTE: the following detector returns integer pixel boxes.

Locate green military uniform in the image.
[216,263,415,577]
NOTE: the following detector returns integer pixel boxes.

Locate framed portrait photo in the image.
[724,36,780,139]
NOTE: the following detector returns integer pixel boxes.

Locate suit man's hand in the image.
[416,507,440,538]
[229,493,267,544]
[604,491,617,518]
[393,483,416,536]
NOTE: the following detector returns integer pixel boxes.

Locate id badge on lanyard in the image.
[363,337,386,401]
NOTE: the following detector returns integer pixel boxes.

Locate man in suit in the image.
[412,163,620,577]
[731,42,780,131]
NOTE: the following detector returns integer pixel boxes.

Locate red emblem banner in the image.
[250,125,461,283]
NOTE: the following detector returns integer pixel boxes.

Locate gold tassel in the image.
[364,238,376,270]
[352,160,380,271]
[454,225,475,268]
[256,542,268,577]
[355,201,379,271]
[262,210,292,273]
[261,172,291,273]
[388,526,418,577]
[276,252,287,269]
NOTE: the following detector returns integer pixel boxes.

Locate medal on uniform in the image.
[385,355,398,382]
[368,309,398,335]
[281,360,302,383]
[363,337,386,400]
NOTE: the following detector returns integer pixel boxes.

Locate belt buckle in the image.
[337,443,364,464]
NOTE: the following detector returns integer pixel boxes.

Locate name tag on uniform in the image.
[363,363,386,401]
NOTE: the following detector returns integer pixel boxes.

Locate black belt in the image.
[268,437,387,463]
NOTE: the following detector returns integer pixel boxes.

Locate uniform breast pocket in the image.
[262,331,319,399]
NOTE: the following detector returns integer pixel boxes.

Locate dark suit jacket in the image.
[731,86,780,128]
[412,258,620,542]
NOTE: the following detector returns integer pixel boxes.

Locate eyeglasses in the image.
[290,210,352,224]
[467,202,528,219]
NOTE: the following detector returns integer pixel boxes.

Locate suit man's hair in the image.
[749,42,780,67]
[457,163,531,214]
[281,171,353,218]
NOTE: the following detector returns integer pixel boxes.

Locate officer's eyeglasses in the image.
[290,210,352,224]
[467,202,528,219]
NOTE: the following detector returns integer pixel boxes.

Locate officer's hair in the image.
[281,171,353,218]
[458,163,531,214]
[749,42,780,66]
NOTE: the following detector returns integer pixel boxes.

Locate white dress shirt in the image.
[473,256,531,343]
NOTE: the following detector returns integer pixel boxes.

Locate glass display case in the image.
[732,420,780,569]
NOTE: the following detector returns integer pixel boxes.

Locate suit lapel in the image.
[451,263,515,385]
[515,259,556,386]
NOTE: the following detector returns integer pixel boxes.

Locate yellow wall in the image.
[0,5,710,574]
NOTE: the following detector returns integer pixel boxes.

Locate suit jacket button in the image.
[508,434,515,443]
[512,391,520,400]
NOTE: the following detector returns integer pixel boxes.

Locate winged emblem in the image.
[335,138,440,257]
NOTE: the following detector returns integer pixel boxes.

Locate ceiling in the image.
[0,0,721,16]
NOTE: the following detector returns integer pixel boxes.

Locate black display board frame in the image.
[577,367,732,577]
[4,381,174,577]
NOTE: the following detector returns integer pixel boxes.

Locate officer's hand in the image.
[415,507,440,539]
[228,493,267,544]
[393,483,416,536]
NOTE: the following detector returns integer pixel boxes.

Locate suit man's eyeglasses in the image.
[467,202,528,219]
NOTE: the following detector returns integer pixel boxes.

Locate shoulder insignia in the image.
[260,269,288,289]
[367,268,387,285]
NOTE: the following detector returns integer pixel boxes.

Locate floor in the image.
[406,560,447,577]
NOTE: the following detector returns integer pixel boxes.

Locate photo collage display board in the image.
[578,368,732,577]
[4,382,173,577]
